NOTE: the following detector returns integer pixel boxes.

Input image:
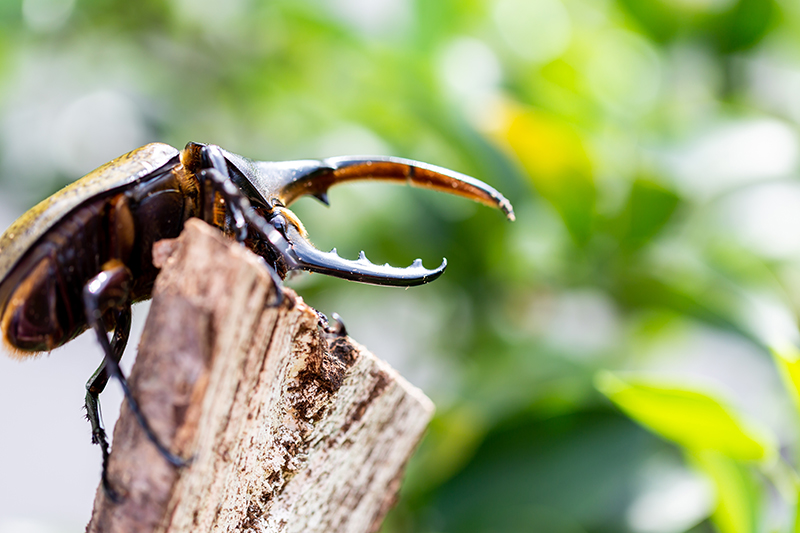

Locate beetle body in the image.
[1,144,187,353]
[0,141,514,497]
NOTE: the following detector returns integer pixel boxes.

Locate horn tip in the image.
[499,198,515,221]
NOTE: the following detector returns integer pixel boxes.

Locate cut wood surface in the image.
[87,219,434,533]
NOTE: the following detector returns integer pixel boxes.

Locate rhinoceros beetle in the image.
[0,141,514,498]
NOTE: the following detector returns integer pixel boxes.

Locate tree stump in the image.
[86,219,434,533]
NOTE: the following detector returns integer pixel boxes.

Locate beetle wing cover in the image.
[0,143,179,283]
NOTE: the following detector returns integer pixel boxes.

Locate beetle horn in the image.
[284,156,515,220]
[221,150,515,220]
[274,213,446,286]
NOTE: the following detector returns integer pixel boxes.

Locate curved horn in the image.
[221,151,515,221]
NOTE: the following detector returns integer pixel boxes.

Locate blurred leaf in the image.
[616,0,778,53]
[771,344,800,419]
[611,272,751,341]
[690,450,761,533]
[412,0,482,50]
[402,405,490,497]
[496,103,596,245]
[794,491,800,533]
[596,372,776,462]
[76,0,172,32]
[618,178,681,251]
[615,0,681,43]
[711,0,778,53]
[0,0,20,29]
[428,410,670,532]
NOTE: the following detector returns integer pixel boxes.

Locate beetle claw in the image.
[330,312,347,336]
[317,310,348,338]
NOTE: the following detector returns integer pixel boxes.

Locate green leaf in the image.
[596,372,776,462]
[616,0,777,53]
[690,450,761,533]
[427,410,671,532]
[771,344,800,420]
[610,271,753,343]
[615,0,680,43]
[618,178,681,251]
[794,491,800,533]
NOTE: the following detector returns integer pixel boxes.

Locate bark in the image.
[86,219,434,533]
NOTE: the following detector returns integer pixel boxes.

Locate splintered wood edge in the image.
[87,219,435,533]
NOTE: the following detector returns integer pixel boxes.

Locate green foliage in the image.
[617,0,779,52]
[596,372,776,462]
[691,451,762,533]
[617,178,681,252]
[428,411,670,533]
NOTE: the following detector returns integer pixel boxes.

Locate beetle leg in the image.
[197,146,248,242]
[84,305,131,501]
[197,146,299,304]
[330,312,347,337]
[200,172,249,242]
[83,262,187,498]
[318,311,347,338]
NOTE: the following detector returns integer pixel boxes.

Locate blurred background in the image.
[0,0,799,531]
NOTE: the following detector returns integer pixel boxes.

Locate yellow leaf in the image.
[504,108,591,183]
[492,101,596,243]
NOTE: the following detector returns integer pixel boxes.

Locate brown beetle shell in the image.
[0,143,179,285]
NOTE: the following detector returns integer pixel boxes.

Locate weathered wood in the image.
[87,219,434,533]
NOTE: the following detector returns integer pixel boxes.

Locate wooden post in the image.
[86,219,434,533]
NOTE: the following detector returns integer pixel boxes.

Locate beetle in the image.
[0,141,514,497]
